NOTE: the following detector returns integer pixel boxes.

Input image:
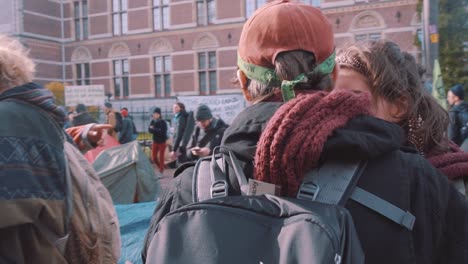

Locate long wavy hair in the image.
[337,40,449,154]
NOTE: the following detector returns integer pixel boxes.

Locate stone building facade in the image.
[0,0,421,101]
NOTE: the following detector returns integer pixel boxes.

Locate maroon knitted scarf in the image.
[255,90,371,197]
[427,142,468,181]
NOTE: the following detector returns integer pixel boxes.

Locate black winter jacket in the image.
[172,110,191,152]
[119,117,134,144]
[187,118,229,160]
[148,119,167,143]
[72,112,96,127]
[143,102,468,264]
[448,101,468,145]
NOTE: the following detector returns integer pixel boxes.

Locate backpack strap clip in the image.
[211,180,228,198]
[297,182,320,201]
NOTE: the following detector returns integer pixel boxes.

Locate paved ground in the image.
[141,142,176,192]
[152,164,176,192]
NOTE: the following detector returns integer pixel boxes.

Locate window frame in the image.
[197,0,216,26]
[354,32,382,42]
[245,0,267,18]
[299,0,321,7]
[113,59,130,98]
[112,0,128,36]
[197,51,217,95]
[75,62,90,85]
[153,55,172,98]
[153,0,170,31]
[73,0,88,40]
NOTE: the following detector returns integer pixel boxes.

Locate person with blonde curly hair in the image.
[0,35,121,263]
[0,35,35,92]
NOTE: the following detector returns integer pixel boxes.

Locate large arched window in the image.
[108,42,131,98]
[193,33,219,95]
[71,47,92,85]
[150,38,173,98]
[350,11,386,42]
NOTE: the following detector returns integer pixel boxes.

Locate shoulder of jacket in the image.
[0,100,53,124]
[0,99,26,111]
[399,145,419,154]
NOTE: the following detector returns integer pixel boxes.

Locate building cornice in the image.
[64,22,244,48]
[322,0,418,14]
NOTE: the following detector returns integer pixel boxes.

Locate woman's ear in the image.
[389,96,408,121]
[237,70,253,102]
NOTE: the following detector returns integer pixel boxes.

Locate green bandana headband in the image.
[237,51,336,102]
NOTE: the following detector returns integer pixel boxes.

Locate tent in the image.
[93,140,161,204]
[116,201,157,264]
[84,134,121,163]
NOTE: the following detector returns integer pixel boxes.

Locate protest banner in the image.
[65,85,106,107]
[177,94,246,124]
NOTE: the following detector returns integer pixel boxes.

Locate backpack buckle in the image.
[211,180,228,198]
[297,182,320,201]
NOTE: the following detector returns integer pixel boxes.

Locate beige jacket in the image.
[64,142,121,263]
[106,109,118,140]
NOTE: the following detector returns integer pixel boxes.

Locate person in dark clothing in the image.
[448,84,468,149]
[0,35,120,263]
[142,1,468,263]
[170,102,194,165]
[335,41,468,196]
[72,103,97,127]
[148,107,168,173]
[118,108,134,144]
[63,110,74,129]
[122,107,138,140]
[187,104,228,160]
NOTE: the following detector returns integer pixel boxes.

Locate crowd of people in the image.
[0,0,467,263]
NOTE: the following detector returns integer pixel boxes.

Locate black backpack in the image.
[113,111,123,132]
[146,147,415,264]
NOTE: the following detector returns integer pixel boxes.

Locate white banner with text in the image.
[65,85,106,107]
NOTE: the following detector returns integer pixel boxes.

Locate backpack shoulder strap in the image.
[192,147,249,202]
[350,186,415,230]
[298,160,366,205]
[298,160,415,231]
[192,155,218,202]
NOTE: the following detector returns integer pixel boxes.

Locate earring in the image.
[408,114,424,155]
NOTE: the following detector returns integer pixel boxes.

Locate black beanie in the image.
[153,107,161,114]
[76,103,87,113]
[104,102,112,108]
[195,104,213,121]
[450,84,464,100]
